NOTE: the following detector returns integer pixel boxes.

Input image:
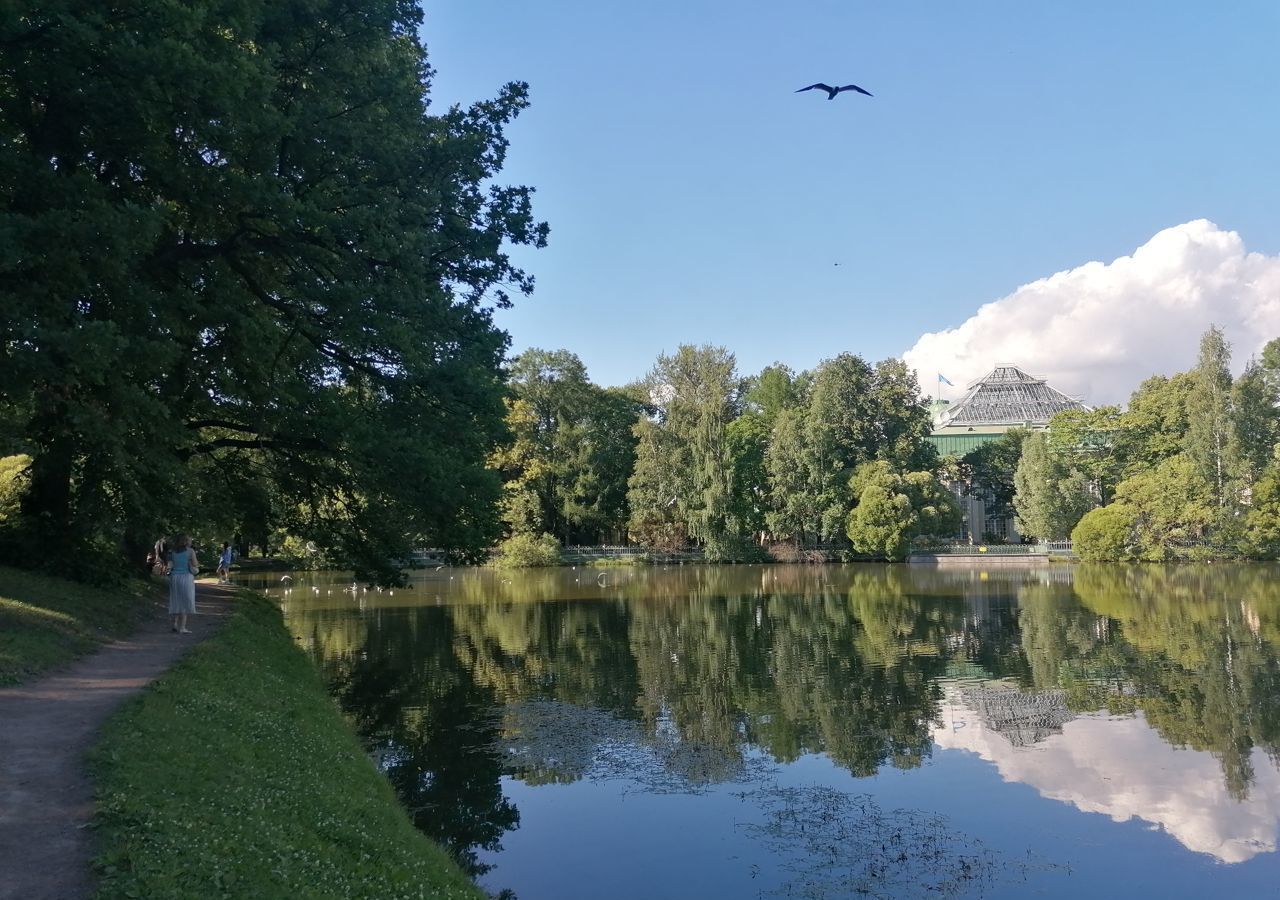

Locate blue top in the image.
[169,548,196,575]
[220,547,233,566]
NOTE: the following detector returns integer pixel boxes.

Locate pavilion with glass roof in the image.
[925,366,1089,541]
[926,365,1089,457]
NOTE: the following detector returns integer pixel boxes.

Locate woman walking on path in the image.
[167,534,199,634]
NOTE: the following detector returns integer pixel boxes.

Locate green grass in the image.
[0,566,159,685]
[88,592,486,900]
[582,555,649,568]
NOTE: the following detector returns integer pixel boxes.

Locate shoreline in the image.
[0,570,484,900]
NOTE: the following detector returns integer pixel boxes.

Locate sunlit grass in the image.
[88,592,485,900]
[583,556,650,568]
[0,567,158,685]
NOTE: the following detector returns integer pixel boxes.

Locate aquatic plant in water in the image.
[737,784,1064,898]
[498,700,774,793]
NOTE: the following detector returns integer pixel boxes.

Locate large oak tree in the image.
[0,0,546,575]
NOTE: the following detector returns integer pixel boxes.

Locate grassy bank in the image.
[0,566,158,685]
[88,592,485,900]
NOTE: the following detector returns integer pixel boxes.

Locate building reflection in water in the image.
[263,561,1280,877]
[934,678,1280,862]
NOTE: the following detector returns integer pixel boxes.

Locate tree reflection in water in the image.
[285,561,1280,877]
[323,608,518,878]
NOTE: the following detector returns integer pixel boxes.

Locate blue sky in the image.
[422,2,1280,397]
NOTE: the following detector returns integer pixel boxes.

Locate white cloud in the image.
[932,681,1280,863]
[903,220,1280,405]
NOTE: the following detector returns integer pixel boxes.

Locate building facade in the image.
[926,366,1089,542]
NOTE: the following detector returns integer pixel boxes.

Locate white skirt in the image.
[168,572,196,615]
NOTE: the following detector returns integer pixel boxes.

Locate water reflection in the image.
[933,682,1280,863]
[324,607,518,877]
[251,563,1280,895]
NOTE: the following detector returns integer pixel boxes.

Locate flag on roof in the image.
[938,374,953,386]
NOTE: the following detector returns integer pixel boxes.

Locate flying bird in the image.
[796,82,873,100]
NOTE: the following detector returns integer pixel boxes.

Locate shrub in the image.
[848,482,915,560]
[275,534,331,570]
[0,455,29,524]
[847,463,962,561]
[496,532,561,568]
[1071,503,1137,561]
[766,542,804,563]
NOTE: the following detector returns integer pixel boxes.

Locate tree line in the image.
[1010,327,1280,560]
[1,5,957,577]
[494,345,959,562]
[6,9,1276,576]
[497,325,1280,565]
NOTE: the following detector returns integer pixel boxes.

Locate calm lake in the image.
[241,563,1280,899]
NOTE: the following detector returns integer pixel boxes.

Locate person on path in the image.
[216,541,233,584]
[150,537,168,575]
[167,534,199,634]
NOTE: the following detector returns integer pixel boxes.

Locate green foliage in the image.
[1119,454,1216,559]
[1084,454,1216,560]
[1046,406,1124,504]
[764,355,935,545]
[560,386,646,543]
[495,532,562,568]
[494,349,634,544]
[626,345,744,559]
[1071,504,1137,561]
[1185,326,1233,507]
[625,351,939,555]
[624,417,688,552]
[900,470,963,538]
[1118,372,1196,477]
[764,407,816,542]
[804,354,880,541]
[725,413,770,540]
[1014,432,1096,541]
[847,479,916,560]
[1261,337,1280,380]
[1034,327,1280,560]
[274,534,331,571]
[1228,360,1280,490]
[0,454,28,525]
[491,396,553,536]
[847,462,961,560]
[868,358,940,473]
[960,429,1030,522]
[1,2,546,578]
[0,566,157,685]
[89,593,483,899]
[1242,465,1280,559]
[742,363,800,429]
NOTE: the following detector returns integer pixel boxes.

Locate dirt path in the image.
[0,581,236,900]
